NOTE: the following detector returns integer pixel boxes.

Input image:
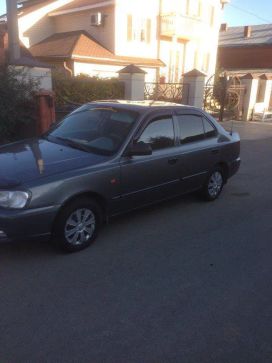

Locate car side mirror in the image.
[126,142,152,156]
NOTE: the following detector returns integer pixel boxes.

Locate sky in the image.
[223,0,272,26]
[0,0,272,26]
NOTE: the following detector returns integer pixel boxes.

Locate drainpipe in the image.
[64,61,73,76]
[6,0,21,62]
[156,0,162,82]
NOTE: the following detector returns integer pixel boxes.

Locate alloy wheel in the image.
[208,171,223,198]
[64,208,96,246]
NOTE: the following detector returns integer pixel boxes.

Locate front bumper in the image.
[0,230,8,241]
[0,205,60,240]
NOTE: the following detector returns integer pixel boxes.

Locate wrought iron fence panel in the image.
[144,82,189,104]
[204,75,246,121]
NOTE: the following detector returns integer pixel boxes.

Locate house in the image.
[2,0,227,82]
[218,24,272,117]
[0,22,53,90]
[218,23,272,77]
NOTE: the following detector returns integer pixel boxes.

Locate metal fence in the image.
[204,75,246,121]
[144,82,190,104]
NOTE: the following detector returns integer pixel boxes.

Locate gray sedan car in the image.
[0,101,240,251]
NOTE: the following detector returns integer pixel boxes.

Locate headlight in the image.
[0,191,30,209]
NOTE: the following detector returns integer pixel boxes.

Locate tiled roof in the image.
[219,24,272,47]
[10,55,53,68]
[118,65,147,74]
[30,31,165,67]
[30,31,82,57]
[73,32,113,58]
[224,68,272,77]
[0,27,50,68]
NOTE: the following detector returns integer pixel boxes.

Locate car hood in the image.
[0,138,110,187]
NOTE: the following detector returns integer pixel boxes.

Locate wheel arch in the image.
[52,191,108,234]
[216,162,229,183]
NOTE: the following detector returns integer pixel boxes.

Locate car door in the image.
[173,111,221,192]
[119,112,181,211]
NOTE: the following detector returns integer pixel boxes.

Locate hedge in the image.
[0,66,39,144]
[53,72,125,106]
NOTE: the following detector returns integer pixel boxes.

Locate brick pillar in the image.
[259,74,272,119]
[36,91,56,135]
[240,73,259,121]
[118,64,146,101]
[182,69,206,108]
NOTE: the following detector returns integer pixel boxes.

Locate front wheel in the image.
[201,168,224,201]
[53,198,101,252]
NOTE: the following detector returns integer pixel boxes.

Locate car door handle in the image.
[168,157,179,165]
[211,149,219,154]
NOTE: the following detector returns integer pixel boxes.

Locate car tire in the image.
[200,167,225,201]
[53,197,102,252]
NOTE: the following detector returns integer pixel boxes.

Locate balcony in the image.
[160,14,206,40]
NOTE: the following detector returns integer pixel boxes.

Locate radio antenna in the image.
[230,120,234,136]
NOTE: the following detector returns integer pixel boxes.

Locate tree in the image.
[0,65,39,143]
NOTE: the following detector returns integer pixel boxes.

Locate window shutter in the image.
[210,6,215,27]
[186,0,190,16]
[198,0,202,18]
[146,19,151,43]
[127,15,133,41]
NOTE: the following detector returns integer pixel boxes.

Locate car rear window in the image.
[177,115,205,144]
[203,118,217,138]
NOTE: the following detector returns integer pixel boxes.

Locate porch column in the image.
[259,74,272,119]
[240,73,259,121]
[118,64,146,101]
[182,69,206,108]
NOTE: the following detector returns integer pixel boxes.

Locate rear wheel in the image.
[53,198,101,252]
[201,167,224,201]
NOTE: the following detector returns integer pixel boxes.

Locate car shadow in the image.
[0,237,59,257]
[0,193,201,257]
[109,192,201,225]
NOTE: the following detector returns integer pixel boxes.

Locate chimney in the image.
[244,26,252,38]
[220,23,228,32]
[220,0,230,9]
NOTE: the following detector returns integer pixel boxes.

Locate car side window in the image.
[177,115,205,144]
[137,116,175,151]
[203,117,217,138]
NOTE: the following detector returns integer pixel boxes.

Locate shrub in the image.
[0,65,39,144]
[52,72,125,106]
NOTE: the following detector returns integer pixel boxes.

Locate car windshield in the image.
[46,105,139,155]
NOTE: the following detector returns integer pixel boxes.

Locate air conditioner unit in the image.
[90,12,103,26]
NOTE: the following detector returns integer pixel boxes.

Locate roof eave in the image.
[219,43,272,48]
[49,0,115,17]
[71,55,164,68]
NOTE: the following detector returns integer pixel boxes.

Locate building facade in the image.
[218,24,272,118]
[3,0,227,81]
[218,24,272,75]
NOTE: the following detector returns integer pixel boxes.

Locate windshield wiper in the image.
[52,136,92,153]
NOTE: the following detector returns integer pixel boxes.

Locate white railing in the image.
[161,14,205,40]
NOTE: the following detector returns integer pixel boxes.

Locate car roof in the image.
[87,100,199,114]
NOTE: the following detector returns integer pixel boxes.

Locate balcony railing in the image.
[160,14,206,40]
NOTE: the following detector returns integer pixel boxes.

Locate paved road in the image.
[1,121,272,363]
